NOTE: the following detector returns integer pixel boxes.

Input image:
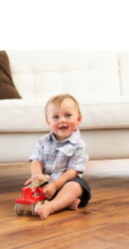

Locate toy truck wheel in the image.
[32,204,37,216]
[14,204,23,215]
[31,200,47,216]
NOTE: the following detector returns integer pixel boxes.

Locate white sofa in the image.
[0,51,129,163]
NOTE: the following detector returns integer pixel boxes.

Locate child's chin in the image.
[59,131,69,136]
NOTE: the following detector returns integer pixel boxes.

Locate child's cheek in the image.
[68,119,77,129]
[52,122,58,131]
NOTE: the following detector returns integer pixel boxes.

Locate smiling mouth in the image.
[59,126,68,130]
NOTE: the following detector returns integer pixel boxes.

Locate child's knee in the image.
[64,181,83,195]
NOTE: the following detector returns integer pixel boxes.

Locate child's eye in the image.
[53,115,59,119]
[65,114,71,117]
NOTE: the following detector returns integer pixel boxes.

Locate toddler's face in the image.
[46,99,82,141]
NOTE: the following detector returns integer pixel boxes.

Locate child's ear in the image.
[77,115,82,126]
[46,119,50,126]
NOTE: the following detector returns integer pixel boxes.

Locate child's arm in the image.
[43,169,78,199]
[24,160,50,185]
[53,169,78,190]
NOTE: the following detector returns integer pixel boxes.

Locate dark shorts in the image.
[41,176,91,208]
[67,176,91,207]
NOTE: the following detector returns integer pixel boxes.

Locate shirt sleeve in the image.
[29,138,44,163]
[67,145,89,176]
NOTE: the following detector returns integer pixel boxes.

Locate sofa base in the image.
[82,129,129,160]
[0,129,129,163]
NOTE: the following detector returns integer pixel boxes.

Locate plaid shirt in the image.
[29,129,89,183]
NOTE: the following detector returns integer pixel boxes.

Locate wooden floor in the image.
[1,159,129,249]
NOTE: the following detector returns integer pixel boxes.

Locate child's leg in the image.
[35,181,83,219]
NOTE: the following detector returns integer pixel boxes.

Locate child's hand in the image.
[43,182,57,200]
[24,174,50,185]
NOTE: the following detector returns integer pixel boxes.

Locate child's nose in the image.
[60,116,66,123]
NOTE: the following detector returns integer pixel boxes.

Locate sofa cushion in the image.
[0,51,21,100]
[6,51,120,99]
[0,97,129,132]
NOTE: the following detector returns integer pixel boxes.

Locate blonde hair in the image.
[45,94,81,118]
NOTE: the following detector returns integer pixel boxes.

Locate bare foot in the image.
[35,202,52,219]
[35,198,81,219]
[67,198,80,210]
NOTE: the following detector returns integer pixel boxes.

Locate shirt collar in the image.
[47,129,80,144]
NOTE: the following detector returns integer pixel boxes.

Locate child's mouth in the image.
[59,126,68,131]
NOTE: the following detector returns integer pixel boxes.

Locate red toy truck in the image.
[14,177,49,216]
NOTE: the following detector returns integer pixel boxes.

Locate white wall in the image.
[0,0,129,50]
